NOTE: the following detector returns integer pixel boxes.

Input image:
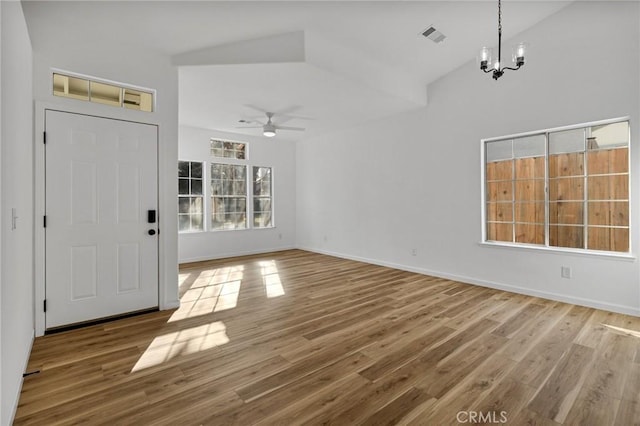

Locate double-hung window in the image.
[484,119,629,253]
[253,166,273,228]
[178,161,204,232]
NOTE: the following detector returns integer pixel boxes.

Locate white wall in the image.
[179,126,296,262]
[1,2,34,424]
[0,2,4,421]
[29,22,180,324]
[297,1,640,315]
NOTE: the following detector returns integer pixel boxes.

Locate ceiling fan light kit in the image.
[479,0,527,80]
[263,125,276,138]
[263,112,277,137]
[237,111,306,138]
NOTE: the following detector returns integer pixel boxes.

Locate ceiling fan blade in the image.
[279,114,314,121]
[244,105,311,120]
[235,126,263,129]
[238,118,263,125]
[275,105,309,117]
[277,126,305,131]
[274,115,314,126]
[244,104,269,114]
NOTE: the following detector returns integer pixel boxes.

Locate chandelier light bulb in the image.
[478,47,492,71]
[513,42,527,67]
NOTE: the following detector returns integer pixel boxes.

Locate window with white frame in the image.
[178,161,204,232]
[179,139,274,233]
[253,166,273,228]
[484,119,629,253]
[211,163,247,230]
[210,139,246,160]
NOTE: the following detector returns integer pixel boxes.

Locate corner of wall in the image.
[1,1,35,424]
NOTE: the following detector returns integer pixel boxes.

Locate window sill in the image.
[180,227,277,234]
[179,230,206,235]
[207,226,277,233]
[479,241,636,261]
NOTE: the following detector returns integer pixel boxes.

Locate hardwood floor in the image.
[14,249,640,425]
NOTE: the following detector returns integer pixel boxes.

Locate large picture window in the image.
[484,119,629,253]
[211,163,247,230]
[179,139,275,233]
[178,161,204,232]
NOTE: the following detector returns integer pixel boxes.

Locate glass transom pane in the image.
[514,134,545,158]
[590,121,629,149]
[486,140,513,162]
[210,139,247,159]
[549,128,584,154]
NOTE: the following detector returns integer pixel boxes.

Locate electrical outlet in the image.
[411,248,417,256]
[561,266,572,279]
[278,233,282,240]
[323,235,328,242]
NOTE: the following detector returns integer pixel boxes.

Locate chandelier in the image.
[479,0,527,80]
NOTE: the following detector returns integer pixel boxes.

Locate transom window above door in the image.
[52,72,154,112]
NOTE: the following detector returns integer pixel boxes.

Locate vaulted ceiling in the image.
[22,1,571,141]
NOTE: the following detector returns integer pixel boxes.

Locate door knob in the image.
[148,229,156,236]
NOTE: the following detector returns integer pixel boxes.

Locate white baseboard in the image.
[298,246,640,317]
[179,246,296,265]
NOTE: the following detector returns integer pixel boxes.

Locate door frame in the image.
[35,101,175,336]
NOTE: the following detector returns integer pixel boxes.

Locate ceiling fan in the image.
[237,112,305,138]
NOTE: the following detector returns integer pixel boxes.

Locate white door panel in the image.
[45,110,158,329]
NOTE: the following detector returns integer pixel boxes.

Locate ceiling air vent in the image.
[422,26,446,44]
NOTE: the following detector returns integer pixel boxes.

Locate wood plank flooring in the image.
[14,249,640,425]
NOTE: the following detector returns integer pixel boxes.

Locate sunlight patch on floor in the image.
[131,321,229,372]
[214,280,242,311]
[602,323,640,338]
[170,266,244,322]
[260,260,285,298]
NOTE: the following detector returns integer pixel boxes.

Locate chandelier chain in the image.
[479,0,524,80]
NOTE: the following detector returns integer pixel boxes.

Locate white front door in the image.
[45,110,159,329]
